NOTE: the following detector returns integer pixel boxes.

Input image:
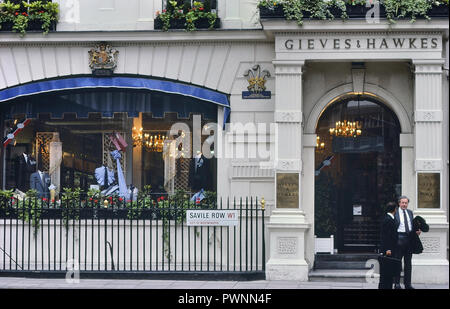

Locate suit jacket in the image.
[14,154,36,192]
[380,214,398,255]
[394,208,414,234]
[30,171,51,198]
[189,155,210,191]
[410,216,429,254]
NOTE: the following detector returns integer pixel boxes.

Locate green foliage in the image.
[16,190,42,237]
[156,0,218,31]
[12,13,28,35]
[258,0,448,25]
[383,0,433,23]
[61,187,81,232]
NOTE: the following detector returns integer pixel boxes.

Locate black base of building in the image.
[0,270,266,281]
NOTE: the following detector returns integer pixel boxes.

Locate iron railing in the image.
[0,194,266,279]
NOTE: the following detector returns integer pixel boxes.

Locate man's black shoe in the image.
[405,285,415,289]
[394,284,403,289]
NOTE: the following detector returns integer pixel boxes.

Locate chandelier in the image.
[329,120,362,138]
[132,127,167,152]
[329,95,363,138]
[316,136,325,150]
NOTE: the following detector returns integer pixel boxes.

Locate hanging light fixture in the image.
[316,136,325,150]
[132,127,167,152]
[329,95,363,138]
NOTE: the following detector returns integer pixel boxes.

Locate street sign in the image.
[186,210,239,226]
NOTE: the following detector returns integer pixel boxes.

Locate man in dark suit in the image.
[393,195,420,289]
[30,168,51,199]
[379,202,399,289]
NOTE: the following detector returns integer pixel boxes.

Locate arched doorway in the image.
[314,95,401,253]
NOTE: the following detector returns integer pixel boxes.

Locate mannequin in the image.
[95,165,116,191]
[14,151,36,192]
[189,151,210,191]
[30,163,51,199]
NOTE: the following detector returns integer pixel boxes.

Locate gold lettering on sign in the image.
[418,173,440,209]
[276,173,299,208]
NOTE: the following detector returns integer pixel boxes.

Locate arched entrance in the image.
[314,94,401,253]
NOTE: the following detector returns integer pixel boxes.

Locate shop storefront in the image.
[1,77,223,199]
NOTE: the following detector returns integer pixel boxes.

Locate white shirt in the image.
[387,213,395,220]
[23,153,28,163]
[397,208,412,233]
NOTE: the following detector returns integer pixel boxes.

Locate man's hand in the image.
[386,250,392,256]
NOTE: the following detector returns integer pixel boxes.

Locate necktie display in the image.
[403,209,410,233]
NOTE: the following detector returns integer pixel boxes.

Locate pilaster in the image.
[411,59,448,284]
[266,60,310,281]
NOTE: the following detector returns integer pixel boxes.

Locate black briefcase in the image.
[378,255,401,277]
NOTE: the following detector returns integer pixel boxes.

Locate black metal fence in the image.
[0,194,266,280]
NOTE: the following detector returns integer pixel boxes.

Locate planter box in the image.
[27,20,57,32]
[259,3,448,21]
[259,5,284,18]
[0,21,14,31]
[0,20,56,32]
[427,4,449,18]
[154,17,220,30]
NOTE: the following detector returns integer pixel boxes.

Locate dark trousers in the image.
[394,234,412,287]
[378,261,394,289]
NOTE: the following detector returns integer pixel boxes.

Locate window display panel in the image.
[2,94,218,201]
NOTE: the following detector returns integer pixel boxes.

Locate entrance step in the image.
[314,253,379,270]
[308,269,379,283]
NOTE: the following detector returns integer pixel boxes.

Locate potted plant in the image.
[26,0,58,34]
[258,0,285,18]
[154,0,220,31]
[257,0,448,25]
[0,1,20,31]
[0,0,58,35]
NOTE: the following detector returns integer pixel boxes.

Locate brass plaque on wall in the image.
[276,173,299,208]
[418,173,440,209]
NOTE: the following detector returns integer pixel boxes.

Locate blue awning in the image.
[0,77,230,124]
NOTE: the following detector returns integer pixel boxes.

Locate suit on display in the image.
[14,153,36,192]
[189,153,210,191]
[30,170,51,199]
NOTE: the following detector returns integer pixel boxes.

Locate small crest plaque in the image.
[88,43,119,76]
[242,64,271,99]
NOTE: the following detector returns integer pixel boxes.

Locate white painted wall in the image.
[54,0,262,31]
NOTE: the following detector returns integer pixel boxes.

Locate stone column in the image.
[411,59,449,284]
[49,133,62,196]
[302,133,318,267]
[132,113,143,190]
[266,60,310,281]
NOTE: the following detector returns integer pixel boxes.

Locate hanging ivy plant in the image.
[258,0,449,25]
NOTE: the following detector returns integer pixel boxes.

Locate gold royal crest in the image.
[88,43,119,75]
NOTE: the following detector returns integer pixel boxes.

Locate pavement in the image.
[0,276,448,289]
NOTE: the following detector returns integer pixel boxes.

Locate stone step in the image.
[308,269,380,283]
[315,254,379,262]
[314,261,373,270]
